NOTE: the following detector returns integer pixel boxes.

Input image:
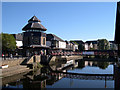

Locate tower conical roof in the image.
[28,16,41,22]
[22,16,47,31]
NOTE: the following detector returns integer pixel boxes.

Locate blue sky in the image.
[2,2,117,41]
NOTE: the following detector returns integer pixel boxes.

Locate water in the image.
[2,59,117,89]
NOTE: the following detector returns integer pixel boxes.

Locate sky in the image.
[2,2,117,41]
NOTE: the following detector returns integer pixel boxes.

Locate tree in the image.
[97,39,110,50]
[97,62,109,69]
[90,47,94,50]
[70,41,84,51]
[78,44,84,51]
[70,41,79,45]
[2,33,16,54]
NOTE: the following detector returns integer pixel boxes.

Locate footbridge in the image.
[48,64,114,81]
[50,71,114,81]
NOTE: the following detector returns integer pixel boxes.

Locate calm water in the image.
[2,59,117,89]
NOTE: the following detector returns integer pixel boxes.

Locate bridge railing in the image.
[48,71,114,80]
[49,50,117,57]
[50,52,83,56]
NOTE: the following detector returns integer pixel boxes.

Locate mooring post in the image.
[105,76,107,88]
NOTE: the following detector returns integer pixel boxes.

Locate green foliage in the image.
[102,55,109,59]
[70,40,84,51]
[70,41,79,45]
[89,56,95,58]
[78,44,84,51]
[2,33,16,53]
[97,62,109,69]
[90,47,94,50]
[97,39,110,50]
[37,62,43,68]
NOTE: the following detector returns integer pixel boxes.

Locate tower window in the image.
[43,38,45,45]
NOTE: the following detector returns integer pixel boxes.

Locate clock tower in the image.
[22,16,49,56]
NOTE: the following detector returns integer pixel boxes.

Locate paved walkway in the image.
[1,65,31,78]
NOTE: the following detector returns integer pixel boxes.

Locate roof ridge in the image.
[28,15,41,22]
[48,33,64,42]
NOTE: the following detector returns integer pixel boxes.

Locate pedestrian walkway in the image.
[1,65,31,78]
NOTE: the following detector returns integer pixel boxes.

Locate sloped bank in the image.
[1,55,41,78]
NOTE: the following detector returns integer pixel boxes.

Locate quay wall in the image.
[2,55,82,66]
[49,55,83,65]
[1,55,41,79]
[27,55,41,64]
[2,55,41,67]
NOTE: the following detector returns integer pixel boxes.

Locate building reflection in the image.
[22,70,47,89]
[77,60,85,69]
[21,63,69,89]
[49,60,74,71]
[77,60,110,70]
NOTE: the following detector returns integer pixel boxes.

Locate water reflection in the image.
[97,62,109,69]
[77,60,110,70]
[22,71,47,89]
[77,60,85,69]
[2,59,120,89]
